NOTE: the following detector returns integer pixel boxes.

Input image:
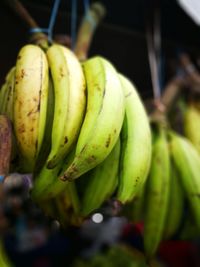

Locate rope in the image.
[30,0,61,43]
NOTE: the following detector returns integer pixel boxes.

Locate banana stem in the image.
[74,2,106,61]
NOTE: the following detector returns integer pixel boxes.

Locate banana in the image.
[143,125,170,259]
[183,100,200,154]
[122,182,146,223]
[0,67,15,115]
[116,74,152,203]
[46,45,86,168]
[60,56,125,181]
[54,182,82,227]
[3,67,15,121]
[34,75,55,175]
[80,138,120,217]
[163,162,184,240]
[13,44,49,172]
[31,147,75,202]
[169,131,200,230]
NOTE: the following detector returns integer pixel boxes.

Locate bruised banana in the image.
[170,132,200,230]
[116,74,152,203]
[13,44,49,172]
[163,162,184,240]
[60,56,125,181]
[143,125,170,260]
[80,138,120,217]
[46,45,86,168]
[183,101,200,154]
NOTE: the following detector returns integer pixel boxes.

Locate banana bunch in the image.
[0,42,152,229]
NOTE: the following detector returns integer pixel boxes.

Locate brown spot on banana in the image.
[105,134,111,148]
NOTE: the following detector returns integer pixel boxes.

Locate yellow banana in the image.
[80,138,120,217]
[46,45,86,168]
[45,44,71,167]
[169,131,200,230]
[60,56,125,181]
[13,44,49,172]
[183,100,200,154]
[116,74,152,203]
[3,67,15,121]
[143,125,170,259]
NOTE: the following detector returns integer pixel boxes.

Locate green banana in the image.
[183,100,200,154]
[31,148,75,202]
[163,162,184,240]
[60,56,125,181]
[122,183,146,223]
[45,44,86,170]
[169,131,200,230]
[116,74,152,203]
[0,67,15,115]
[143,125,170,259]
[13,44,49,172]
[80,138,120,217]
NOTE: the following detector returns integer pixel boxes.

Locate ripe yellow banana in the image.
[143,125,170,259]
[169,131,200,230]
[183,101,200,154]
[80,138,120,217]
[13,44,49,172]
[116,74,152,203]
[2,67,15,121]
[163,162,184,240]
[60,56,125,181]
[46,45,86,168]
[45,44,70,169]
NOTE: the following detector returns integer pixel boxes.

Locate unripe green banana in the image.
[143,125,170,259]
[13,44,49,172]
[169,131,200,230]
[116,74,152,203]
[163,162,184,240]
[60,56,125,181]
[80,138,120,217]
[46,45,86,169]
[183,101,200,154]
[31,148,75,202]
[121,182,146,223]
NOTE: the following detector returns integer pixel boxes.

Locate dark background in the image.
[1,0,200,99]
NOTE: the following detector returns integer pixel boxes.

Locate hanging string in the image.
[71,0,77,49]
[29,0,61,43]
[84,0,90,14]
[48,0,61,42]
